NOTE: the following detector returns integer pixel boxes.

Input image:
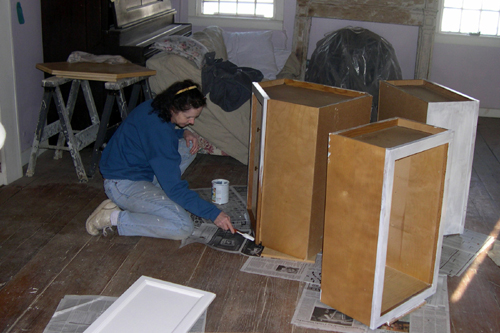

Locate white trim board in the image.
[84,276,215,333]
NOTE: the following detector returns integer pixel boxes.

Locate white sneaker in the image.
[86,199,120,236]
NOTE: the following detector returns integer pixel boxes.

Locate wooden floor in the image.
[0,117,499,333]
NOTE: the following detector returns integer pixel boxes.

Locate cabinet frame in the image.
[247,79,372,261]
[322,118,453,329]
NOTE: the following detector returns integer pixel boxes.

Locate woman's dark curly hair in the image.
[150,80,206,122]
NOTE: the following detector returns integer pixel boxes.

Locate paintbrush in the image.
[235,229,255,242]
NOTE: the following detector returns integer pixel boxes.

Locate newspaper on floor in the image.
[193,185,251,231]
[291,275,450,333]
[182,222,264,256]
[439,229,495,276]
[181,186,264,256]
[43,295,117,333]
[43,295,207,333]
[240,253,322,285]
[409,275,450,333]
[291,283,370,332]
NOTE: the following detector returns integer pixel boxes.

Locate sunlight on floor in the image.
[450,218,500,303]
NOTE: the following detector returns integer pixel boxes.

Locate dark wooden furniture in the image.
[39,0,190,132]
[40,0,107,63]
[40,0,190,64]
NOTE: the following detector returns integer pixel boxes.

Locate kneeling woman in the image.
[86,80,234,239]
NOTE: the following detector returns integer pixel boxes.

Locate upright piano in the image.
[104,0,192,65]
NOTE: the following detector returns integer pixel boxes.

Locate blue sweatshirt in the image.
[99,100,221,221]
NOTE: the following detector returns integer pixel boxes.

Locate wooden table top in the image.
[36,62,156,82]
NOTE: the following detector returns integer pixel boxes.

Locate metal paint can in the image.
[211,179,229,204]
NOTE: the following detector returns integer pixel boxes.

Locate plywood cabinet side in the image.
[378,83,430,123]
[258,100,321,259]
[322,134,387,325]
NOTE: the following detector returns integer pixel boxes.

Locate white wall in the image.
[430,38,500,110]
[0,0,44,184]
[0,1,24,184]
[10,0,45,153]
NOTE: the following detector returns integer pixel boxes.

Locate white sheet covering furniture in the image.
[146,26,299,164]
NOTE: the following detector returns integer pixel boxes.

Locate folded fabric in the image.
[202,52,263,112]
[151,36,209,69]
[67,51,130,64]
[192,26,228,61]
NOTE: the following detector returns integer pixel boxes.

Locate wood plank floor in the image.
[0,117,499,332]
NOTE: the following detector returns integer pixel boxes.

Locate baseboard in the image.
[479,108,500,118]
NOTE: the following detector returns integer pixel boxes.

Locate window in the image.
[201,0,274,18]
[188,0,284,30]
[441,0,500,36]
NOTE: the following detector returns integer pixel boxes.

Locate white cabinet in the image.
[378,79,479,235]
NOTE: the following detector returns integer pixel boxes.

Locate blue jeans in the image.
[104,139,197,240]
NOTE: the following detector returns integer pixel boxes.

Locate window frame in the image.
[436,0,500,47]
[188,0,284,30]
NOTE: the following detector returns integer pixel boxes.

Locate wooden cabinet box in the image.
[322,118,452,330]
[247,79,372,261]
[378,79,479,235]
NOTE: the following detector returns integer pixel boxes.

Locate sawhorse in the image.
[27,62,156,182]
[26,76,100,182]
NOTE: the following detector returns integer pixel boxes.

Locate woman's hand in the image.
[183,130,199,155]
[214,211,235,233]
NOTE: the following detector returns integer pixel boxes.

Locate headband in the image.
[175,85,197,95]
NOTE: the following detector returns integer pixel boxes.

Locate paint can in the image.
[211,179,229,204]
